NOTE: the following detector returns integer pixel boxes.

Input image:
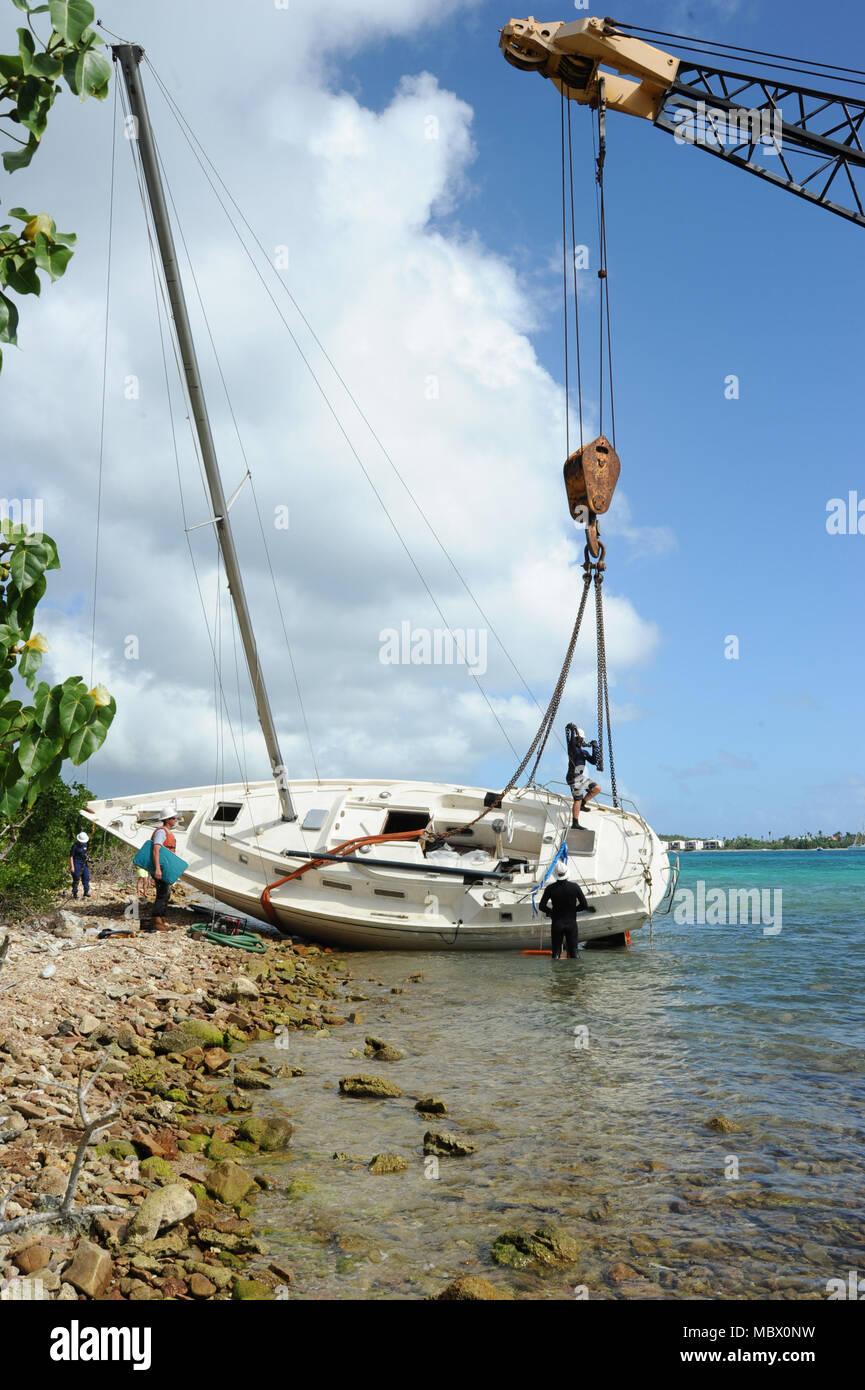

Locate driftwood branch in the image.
[0,1050,129,1238]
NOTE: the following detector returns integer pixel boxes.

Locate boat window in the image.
[302,808,328,831]
[373,888,405,899]
[381,810,430,836]
[211,803,242,824]
[321,878,352,891]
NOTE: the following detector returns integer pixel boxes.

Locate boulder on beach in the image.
[338,1074,402,1099]
[128,1183,197,1243]
[204,1159,257,1208]
[177,1019,226,1048]
[63,1238,113,1297]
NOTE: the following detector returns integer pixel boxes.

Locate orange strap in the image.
[259,828,426,925]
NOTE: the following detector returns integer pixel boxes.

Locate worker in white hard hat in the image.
[565,722,601,829]
[539,857,595,959]
[69,831,91,900]
[148,810,179,931]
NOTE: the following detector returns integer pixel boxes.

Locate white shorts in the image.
[568,772,597,798]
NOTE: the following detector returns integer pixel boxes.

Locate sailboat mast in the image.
[112,44,296,822]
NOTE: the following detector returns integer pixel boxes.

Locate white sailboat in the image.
[82,44,672,950]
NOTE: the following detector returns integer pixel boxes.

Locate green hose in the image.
[187,924,266,953]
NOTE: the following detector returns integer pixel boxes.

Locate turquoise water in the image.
[254,850,865,1300]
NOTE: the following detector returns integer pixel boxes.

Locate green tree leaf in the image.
[48,0,95,45]
[59,680,94,735]
[2,134,39,172]
[17,642,43,688]
[67,716,109,764]
[75,45,110,100]
[47,241,73,278]
[17,27,36,73]
[0,292,19,345]
[17,723,62,774]
[10,538,50,593]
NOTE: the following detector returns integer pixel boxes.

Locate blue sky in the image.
[3,0,863,839]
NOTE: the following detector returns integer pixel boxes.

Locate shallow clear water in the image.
[253,850,865,1300]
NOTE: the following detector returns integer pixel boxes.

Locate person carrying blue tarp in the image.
[69,832,91,900]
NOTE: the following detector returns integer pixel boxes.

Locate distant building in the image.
[702,838,725,849]
[667,840,686,851]
[684,840,703,851]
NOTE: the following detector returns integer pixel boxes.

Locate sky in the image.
[1,0,863,839]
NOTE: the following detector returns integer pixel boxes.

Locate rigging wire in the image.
[88,76,118,694]
[607,20,865,86]
[566,90,585,452]
[141,65,521,761]
[142,58,562,754]
[560,86,571,457]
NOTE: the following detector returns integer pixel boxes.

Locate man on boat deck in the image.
[565,723,600,829]
[149,811,179,932]
[539,859,595,959]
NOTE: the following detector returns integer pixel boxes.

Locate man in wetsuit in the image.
[565,722,600,829]
[539,859,596,959]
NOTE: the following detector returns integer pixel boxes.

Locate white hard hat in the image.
[555,860,568,877]
[575,727,586,740]
[161,808,178,821]
[76,832,89,843]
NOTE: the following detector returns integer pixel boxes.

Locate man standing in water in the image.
[149,810,179,932]
[565,723,601,829]
[539,859,595,959]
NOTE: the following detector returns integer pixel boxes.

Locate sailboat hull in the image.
[83,777,671,951]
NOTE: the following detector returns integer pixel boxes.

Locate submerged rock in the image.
[492,1224,582,1270]
[705,1115,742,1134]
[238,1116,294,1151]
[415,1097,448,1116]
[368,1153,409,1175]
[363,1036,405,1062]
[422,1131,476,1158]
[432,1276,512,1301]
[338,1074,402,1099]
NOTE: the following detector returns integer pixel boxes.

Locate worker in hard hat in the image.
[148,810,179,932]
[565,722,600,829]
[69,832,91,900]
[539,858,596,959]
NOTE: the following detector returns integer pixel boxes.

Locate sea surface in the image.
[250,850,864,1300]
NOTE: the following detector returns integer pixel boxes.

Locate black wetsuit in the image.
[539,878,591,959]
[565,724,599,793]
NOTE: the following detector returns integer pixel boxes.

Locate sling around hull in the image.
[83,777,671,951]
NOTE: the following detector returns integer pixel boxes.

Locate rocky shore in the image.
[0,878,360,1302]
